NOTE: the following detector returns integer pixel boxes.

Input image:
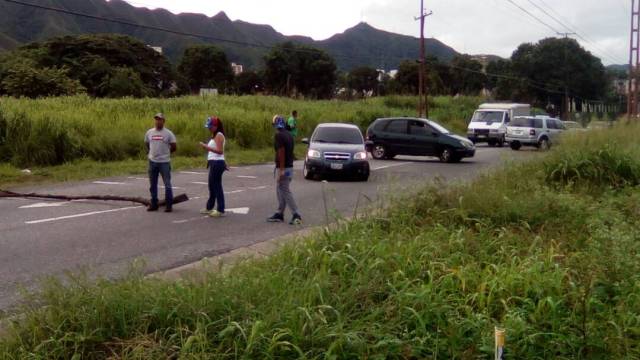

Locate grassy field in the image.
[0,95,482,187]
[1,123,638,358]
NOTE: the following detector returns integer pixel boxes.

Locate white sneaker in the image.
[208,210,226,218]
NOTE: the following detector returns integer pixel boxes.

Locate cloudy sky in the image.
[124,0,629,65]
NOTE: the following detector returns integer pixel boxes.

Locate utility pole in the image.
[557,32,576,120]
[628,0,640,121]
[415,0,432,118]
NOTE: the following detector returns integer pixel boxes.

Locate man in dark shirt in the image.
[267,115,302,225]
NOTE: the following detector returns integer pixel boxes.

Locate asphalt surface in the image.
[0,146,529,310]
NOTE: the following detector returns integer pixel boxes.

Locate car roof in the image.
[317,123,360,129]
[514,116,560,120]
[375,117,429,122]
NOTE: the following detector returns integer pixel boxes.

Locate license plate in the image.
[515,131,522,135]
[330,163,343,170]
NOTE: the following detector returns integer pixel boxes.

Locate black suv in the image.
[365,118,476,163]
[302,123,370,181]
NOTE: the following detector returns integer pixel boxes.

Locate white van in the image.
[467,103,531,147]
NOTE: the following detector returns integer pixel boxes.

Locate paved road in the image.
[0,147,526,310]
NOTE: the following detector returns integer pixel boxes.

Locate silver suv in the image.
[506,116,565,151]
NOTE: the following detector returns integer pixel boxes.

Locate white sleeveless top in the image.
[207,134,225,161]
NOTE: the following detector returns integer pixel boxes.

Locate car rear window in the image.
[385,120,408,134]
[312,127,363,145]
[373,120,388,131]
[511,117,543,128]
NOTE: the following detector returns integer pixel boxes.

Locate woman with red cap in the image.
[199,116,226,218]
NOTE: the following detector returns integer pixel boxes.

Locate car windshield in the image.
[312,127,363,144]
[472,111,504,123]
[510,117,542,128]
[427,121,450,134]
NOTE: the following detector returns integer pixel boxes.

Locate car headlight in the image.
[460,140,474,149]
[307,149,321,159]
[354,151,368,160]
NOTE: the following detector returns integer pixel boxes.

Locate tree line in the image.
[0,33,621,110]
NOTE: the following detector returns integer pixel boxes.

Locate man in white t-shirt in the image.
[144,113,177,212]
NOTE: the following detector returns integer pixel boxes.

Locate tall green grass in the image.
[0,95,482,167]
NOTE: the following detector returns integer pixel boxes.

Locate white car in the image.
[506,116,565,150]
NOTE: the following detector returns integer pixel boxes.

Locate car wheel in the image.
[303,164,315,180]
[538,138,550,151]
[510,141,522,151]
[488,140,497,147]
[497,137,505,148]
[439,147,455,163]
[371,144,387,160]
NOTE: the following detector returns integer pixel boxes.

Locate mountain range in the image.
[0,0,459,71]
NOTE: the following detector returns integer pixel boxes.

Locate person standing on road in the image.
[199,116,226,218]
[267,115,302,225]
[287,110,299,138]
[145,113,177,212]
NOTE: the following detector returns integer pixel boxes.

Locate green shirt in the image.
[287,116,298,137]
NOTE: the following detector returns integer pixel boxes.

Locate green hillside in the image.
[0,0,459,70]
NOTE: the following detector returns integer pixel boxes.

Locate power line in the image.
[504,0,561,34]
[0,0,606,102]
[527,0,626,64]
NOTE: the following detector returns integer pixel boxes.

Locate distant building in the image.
[200,88,219,97]
[613,79,629,95]
[231,63,244,75]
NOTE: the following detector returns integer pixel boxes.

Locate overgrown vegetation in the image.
[1,123,638,358]
[0,95,481,168]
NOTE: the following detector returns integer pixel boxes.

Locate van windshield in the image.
[511,117,543,128]
[472,111,504,123]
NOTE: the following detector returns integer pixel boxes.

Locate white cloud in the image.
[123,0,629,65]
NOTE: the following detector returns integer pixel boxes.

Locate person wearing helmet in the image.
[267,115,302,225]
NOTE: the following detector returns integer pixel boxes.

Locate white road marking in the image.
[128,177,147,181]
[25,206,142,225]
[160,186,184,190]
[249,186,268,190]
[173,216,208,224]
[227,207,250,215]
[20,202,68,209]
[93,181,128,186]
[237,176,257,179]
[173,207,250,224]
[181,171,206,175]
[192,182,208,185]
[372,162,412,171]
[224,190,245,195]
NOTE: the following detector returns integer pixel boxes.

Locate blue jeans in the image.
[206,160,226,213]
[148,161,173,208]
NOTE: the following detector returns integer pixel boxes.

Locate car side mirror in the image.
[301,138,309,145]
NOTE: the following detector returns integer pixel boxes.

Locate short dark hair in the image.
[292,110,298,116]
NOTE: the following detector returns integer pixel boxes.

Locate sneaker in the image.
[200,209,211,215]
[267,213,285,223]
[147,205,159,212]
[290,214,302,225]
[208,210,226,218]
[164,207,173,213]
